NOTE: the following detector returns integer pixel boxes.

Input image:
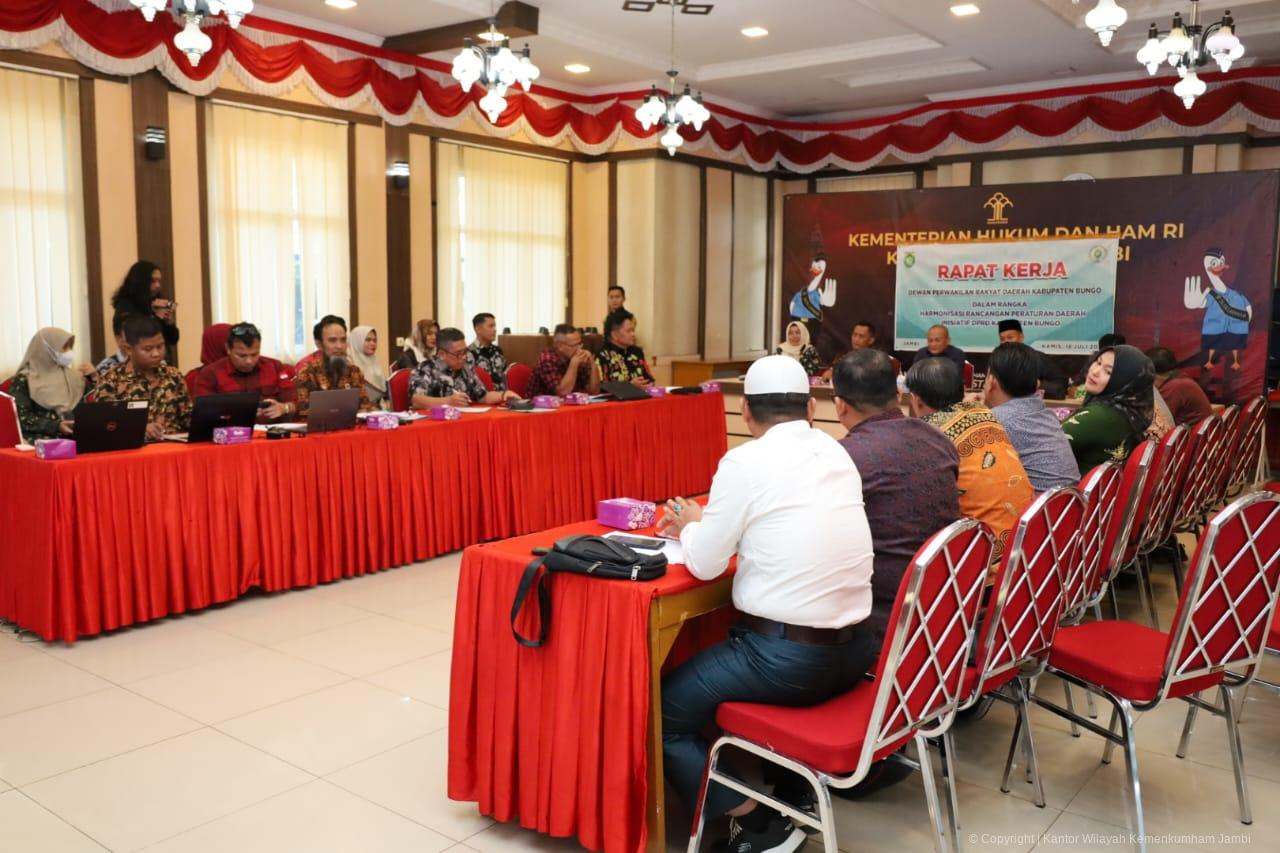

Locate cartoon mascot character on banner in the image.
[1183,248,1252,392]
[790,226,838,342]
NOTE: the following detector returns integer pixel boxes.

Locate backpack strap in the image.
[510,554,551,648]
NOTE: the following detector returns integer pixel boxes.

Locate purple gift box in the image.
[645,386,667,398]
[365,413,400,430]
[532,395,561,409]
[598,498,658,531]
[430,406,461,421]
[212,426,252,445]
[562,393,591,406]
[35,438,76,460]
[698,381,721,393]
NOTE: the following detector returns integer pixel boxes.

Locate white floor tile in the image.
[0,632,44,664]
[24,728,311,853]
[386,597,457,634]
[327,729,494,842]
[0,790,107,852]
[363,649,452,709]
[190,591,372,647]
[216,680,447,775]
[0,654,113,719]
[128,647,349,724]
[142,779,455,853]
[270,615,451,678]
[0,688,201,786]
[461,821,589,853]
[43,621,256,684]
[1035,809,1218,852]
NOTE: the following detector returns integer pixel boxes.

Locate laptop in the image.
[71,400,149,454]
[164,393,260,443]
[304,388,361,434]
[600,381,652,402]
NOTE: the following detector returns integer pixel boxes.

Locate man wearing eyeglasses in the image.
[193,322,296,422]
[410,327,518,409]
[526,323,600,398]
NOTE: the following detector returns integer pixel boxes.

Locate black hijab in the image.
[1082,345,1154,437]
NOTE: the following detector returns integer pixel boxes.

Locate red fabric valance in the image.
[5,0,1280,171]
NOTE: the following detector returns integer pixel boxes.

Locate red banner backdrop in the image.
[781,172,1279,404]
[8,0,1280,170]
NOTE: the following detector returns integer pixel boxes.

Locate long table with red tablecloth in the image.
[0,393,726,643]
[448,510,736,853]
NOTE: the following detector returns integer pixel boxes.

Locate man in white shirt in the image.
[657,355,877,853]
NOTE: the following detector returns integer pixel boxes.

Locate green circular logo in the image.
[903,252,916,268]
[1089,245,1107,263]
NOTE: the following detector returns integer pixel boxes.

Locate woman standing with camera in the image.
[111,261,180,354]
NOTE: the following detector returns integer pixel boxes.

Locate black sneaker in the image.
[721,814,806,853]
[771,781,818,834]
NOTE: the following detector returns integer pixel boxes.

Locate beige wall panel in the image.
[571,161,609,329]
[1217,144,1243,172]
[615,159,656,344]
[94,79,137,352]
[703,168,733,360]
[168,92,204,369]
[651,160,701,358]
[731,172,769,357]
[1191,144,1216,174]
[816,173,914,193]
[354,123,389,338]
[982,148,1181,184]
[773,180,805,341]
[408,132,434,325]
[1243,147,1280,171]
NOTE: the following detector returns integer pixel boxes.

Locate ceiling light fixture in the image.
[1083,0,1126,46]
[950,4,980,16]
[324,0,357,10]
[1132,0,1245,108]
[633,0,710,155]
[564,63,591,74]
[451,12,540,124]
[740,26,768,38]
[477,30,505,41]
[127,0,253,66]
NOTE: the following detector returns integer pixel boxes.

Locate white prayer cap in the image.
[744,355,810,396]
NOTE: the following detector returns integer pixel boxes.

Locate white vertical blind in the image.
[731,172,768,357]
[436,142,567,333]
[206,103,349,361]
[0,67,88,376]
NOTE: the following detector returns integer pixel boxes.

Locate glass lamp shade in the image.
[635,89,667,131]
[1162,22,1192,65]
[514,46,540,91]
[1205,26,1245,73]
[223,0,253,27]
[479,88,508,123]
[130,0,168,22]
[451,46,483,93]
[490,45,520,88]
[673,88,699,124]
[1085,0,1127,47]
[174,15,213,66]
[659,125,684,155]
[1136,26,1164,76]
[1173,70,1206,109]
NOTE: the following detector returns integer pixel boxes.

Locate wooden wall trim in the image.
[347,123,359,325]
[0,49,127,83]
[565,162,574,324]
[131,72,175,302]
[78,78,104,362]
[1182,145,1195,175]
[430,136,440,323]
[728,172,737,355]
[209,88,381,126]
[697,166,707,357]
[764,176,775,354]
[385,124,412,360]
[970,159,984,187]
[196,98,213,326]
[930,132,1252,166]
[407,123,589,161]
[607,161,618,287]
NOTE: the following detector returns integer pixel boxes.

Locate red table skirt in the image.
[0,394,726,642]
[449,517,731,853]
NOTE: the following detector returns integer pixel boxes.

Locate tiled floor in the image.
[1,541,1278,852]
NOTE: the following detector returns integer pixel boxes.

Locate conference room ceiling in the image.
[254,0,1280,118]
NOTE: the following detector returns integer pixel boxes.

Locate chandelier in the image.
[128,1,253,67]
[633,2,710,155]
[1079,0,1245,110]
[451,18,540,125]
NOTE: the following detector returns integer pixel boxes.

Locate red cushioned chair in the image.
[688,519,995,853]
[889,356,902,374]
[507,363,532,399]
[1170,415,1226,589]
[1200,404,1242,516]
[1226,397,1267,497]
[0,392,22,448]
[0,376,12,394]
[963,360,974,388]
[1034,491,1280,852]
[388,368,412,411]
[1130,426,1194,627]
[474,366,494,391]
[956,487,1086,809]
[183,367,200,397]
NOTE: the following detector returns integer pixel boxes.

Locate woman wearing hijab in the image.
[199,323,233,367]
[774,320,822,376]
[349,325,389,409]
[111,261,179,348]
[395,319,439,370]
[1061,344,1155,470]
[11,328,87,441]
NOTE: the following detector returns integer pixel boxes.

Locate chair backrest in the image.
[963,360,974,388]
[1227,397,1267,492]
[1173,414,1224,528]
[1138,425,1193,556]
[183,367,200,397]
[857,519,993,777]
[0,376,12,394]
[971,487,1086,694]
[1158,492,1280,701]
[889,356,902,375]
[1067,462,1123,620]
[474,366,494,391]
[1203,404,1242,511]
[0,391,22,447]
[1109,440,1157,575]
[507,363,532,398]
[388,368,412,411]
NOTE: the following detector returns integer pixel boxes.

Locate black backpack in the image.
[510,534,668,648]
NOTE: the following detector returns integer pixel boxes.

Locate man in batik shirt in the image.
[596,309,654,386]
[95,314,192,439]
[292,316,374,417]
[411,327,516,409]
[465,312,508,391]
